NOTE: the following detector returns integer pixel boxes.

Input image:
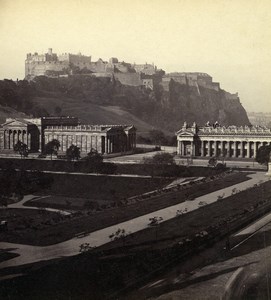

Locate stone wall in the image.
[114,73,142,86]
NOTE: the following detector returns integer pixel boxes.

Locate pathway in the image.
[0,172,269,270]
[146,213,271,300]
[6,195,71,216]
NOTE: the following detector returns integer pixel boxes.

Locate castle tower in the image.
[48,48,53,55]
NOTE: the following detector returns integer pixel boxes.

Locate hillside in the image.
[0,76,250,134]
[31,97,157,134]
[0,104,30,124]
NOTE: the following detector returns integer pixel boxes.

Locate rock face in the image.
[0,75,250,134]
[161,80,250,130]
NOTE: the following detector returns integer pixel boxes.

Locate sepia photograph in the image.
[0,0,271,299]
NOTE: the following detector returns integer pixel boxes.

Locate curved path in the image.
[7,195,72,215]
[0,172,269,270]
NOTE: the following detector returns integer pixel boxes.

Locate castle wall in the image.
[114,73,142,86]
[89,60,107,73]
[25,61,69,78]
[134,64,156,75]
[224,91,239,100]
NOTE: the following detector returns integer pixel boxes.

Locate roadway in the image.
[105,151,266,170]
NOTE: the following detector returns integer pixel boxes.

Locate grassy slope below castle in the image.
[0,76,250,134]
[0,104,30,124]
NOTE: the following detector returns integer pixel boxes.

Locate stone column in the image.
[110,137,113,153]
[10,131,14,149]
[7,130,10,149]
[111,136,114,153]
[240,142,244,158]
[247,142,251,158]
[105,136,108,154]
[178,141,181,155]
[181,142,185,156]
[233,141,237,158]
[221,141,225,157]
[227,141,231,157]
[14,131,17,145]
[191,141,194,156]
[201,141,204,157]
[214,141,218,157]
[207,141,211,157]
[22,131,25,145]
[254,142,257,158]
[4,130,7,149]
[27,132,31,150]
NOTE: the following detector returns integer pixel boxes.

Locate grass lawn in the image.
[0,208,70,245]
[1,172,250,246]
[102,180,271,251]
[37,173,172,200]
[1,177,270,300]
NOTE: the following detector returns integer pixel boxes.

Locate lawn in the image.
[1,179,271,300]
[1,172,250,246]
[101,179,271,251]
[36,173,172,200]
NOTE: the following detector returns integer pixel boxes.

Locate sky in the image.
[0,0,270,112]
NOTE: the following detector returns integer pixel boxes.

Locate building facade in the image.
[0,117,136,155]
[176,122,271,159]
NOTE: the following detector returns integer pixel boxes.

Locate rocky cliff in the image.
[163,80,250,129]
[0,76,250,134]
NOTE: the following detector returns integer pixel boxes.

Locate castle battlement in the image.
[24,48,162,87]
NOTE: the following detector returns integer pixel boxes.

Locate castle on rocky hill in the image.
[25,48,239,100]
[25,48,162,90]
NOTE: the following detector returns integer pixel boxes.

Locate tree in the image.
[149,129,167,146]
[14,140,28,158]
[82,148,104,172]
[143,152,175,165]
[66,144,80,160]
[44,139,60,160]
[256,145,271,166]
[109,228,129,246]
[208,157,218,167]
[79,243,95,254]
[86,148,103,164]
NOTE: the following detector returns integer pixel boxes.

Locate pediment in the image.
[176,130,195,136]
[124,125,136,132]
[1,119,30,128]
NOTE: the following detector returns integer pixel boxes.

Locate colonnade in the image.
[178,139,271,158]
[44,132,136,154]
[2,129,31,150]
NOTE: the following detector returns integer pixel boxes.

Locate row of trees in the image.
[13,139,83,161]
[13,138,271,167]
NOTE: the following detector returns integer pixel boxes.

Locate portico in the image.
[0,117,136,155]
[0,119,40,152]
[176,122,271,159]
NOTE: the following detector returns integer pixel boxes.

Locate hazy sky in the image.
[0,0,270,112]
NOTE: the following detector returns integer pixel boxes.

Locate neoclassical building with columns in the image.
[176,122,271,159]
[0,117,136,155]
